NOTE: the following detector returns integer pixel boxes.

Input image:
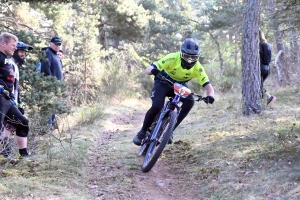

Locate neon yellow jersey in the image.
[153,52,210,87]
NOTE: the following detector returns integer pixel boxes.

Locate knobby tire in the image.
[141,110,177,172]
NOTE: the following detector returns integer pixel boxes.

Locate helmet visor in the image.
[181,52,199,63]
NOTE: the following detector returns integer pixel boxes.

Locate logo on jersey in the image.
[162,58,175,64]
[4,59,14,65]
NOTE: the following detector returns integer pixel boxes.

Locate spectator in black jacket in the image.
[41,36,63,130]
[41,36,63,80]
[259,30,276,106]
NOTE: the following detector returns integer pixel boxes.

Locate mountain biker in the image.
[0,41,33,162]
[0,32,31,158]
[133,38,215,146]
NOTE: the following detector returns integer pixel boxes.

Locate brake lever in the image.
[195,94,204,102]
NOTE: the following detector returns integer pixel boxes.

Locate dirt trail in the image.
[85,99,194,200]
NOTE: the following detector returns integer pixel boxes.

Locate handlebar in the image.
[156,74,205,102]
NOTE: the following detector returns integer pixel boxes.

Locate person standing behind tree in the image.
[0,32,31,158]
[57,49,68,77]
[41,36,63,130]
[57,49,63,64]
[259,29,276,106]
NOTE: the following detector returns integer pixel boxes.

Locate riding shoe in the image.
[133,130,146,146]
[267,96,276,106]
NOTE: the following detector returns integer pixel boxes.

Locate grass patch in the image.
[0,104,107,199]
[161,85,300,199]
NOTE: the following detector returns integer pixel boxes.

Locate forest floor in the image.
[1,84,300,200]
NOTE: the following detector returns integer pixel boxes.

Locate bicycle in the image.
[138,74,205,172]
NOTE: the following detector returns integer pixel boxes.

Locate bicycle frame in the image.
[149,100,177,144]
[147,76,203,144]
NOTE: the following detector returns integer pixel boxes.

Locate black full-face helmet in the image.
[13,42,33,65]
[180,38,200,69]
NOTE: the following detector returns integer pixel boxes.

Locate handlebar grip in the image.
[195,95,204,102]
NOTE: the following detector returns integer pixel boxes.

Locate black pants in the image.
[141,80,194,132]
[0,94,29,137]
[260,64,270,90]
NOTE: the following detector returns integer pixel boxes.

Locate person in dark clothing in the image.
[1,41,33,163]
[57,49,68,77]
[0,32,31,159]
[41,36,63,129]
[133,38,215,146]
[259,30,276,106]
[41,36,63,80]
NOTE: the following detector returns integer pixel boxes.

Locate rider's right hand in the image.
[204,96,215,104]
[151,68,160,76]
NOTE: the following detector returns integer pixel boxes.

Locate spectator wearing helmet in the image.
[12,42,33,112]
[133,38,215,146]
[0,41,33,162]
[0,33,31,160]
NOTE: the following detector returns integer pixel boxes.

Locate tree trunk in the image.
[241,0,262,115]
[234,31,239,69]
[270,0,290,85]
[274,50,283,81]
[290,29,299,70]
[208,32,225,75]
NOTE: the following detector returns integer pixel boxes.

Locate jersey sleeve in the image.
[195,63,210,87]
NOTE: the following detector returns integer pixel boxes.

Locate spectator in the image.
[1,41,33,162]
[57,49,68,76]
[0,32,31,159]
[41,36,63,80]
[41,36,63,130]
[57,49,63,63]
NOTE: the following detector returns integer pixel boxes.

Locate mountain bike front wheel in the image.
[141,110,176,173]
[138,131,151,156]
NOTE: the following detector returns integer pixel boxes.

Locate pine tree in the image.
[241,0,262,115]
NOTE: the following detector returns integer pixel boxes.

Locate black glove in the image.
[151,68,160,76]
[18,107,25,115]
[204,96,215,104]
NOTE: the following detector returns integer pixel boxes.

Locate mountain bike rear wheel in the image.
[141,110,176,172]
